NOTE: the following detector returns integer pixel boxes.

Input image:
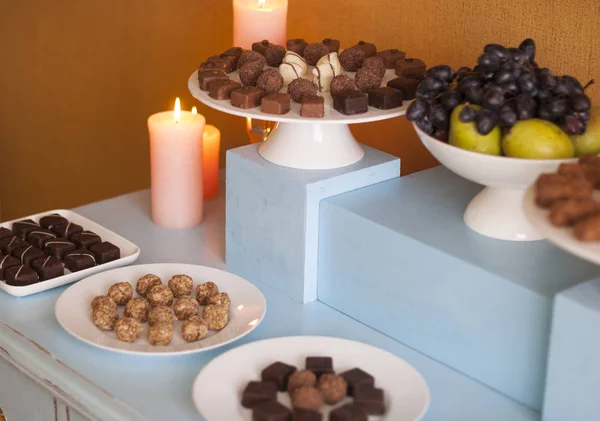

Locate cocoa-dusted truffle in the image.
[195,281,219,305]
[148,305,176,326]
[287,38,308,55]
[355,66,383,92]
[317,374,347,404]
[237,50,266,69]
[288,78,319,103]
[265,45,286,67]
[147,284,174,307]
[182,316,208,342]
[148,321,173,346]
[173,295,200,320]
[91,295,116,312]
[240,60,265,86]
[331,75,359,96]
[92,305,117,331]
[202,304,229,330]
[363,56,386,79]
[124,297,150,323]
[136,274,162,297]
[339,47,366,72]
[107,282,133,306]
[304,43,329,66]
[257,69,284,94]
[207,292,231,308]
[168,274,193,297]
[291,386,324,411]
[115,317,143,343]
[288,370,317,392]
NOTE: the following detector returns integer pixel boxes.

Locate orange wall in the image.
[1,0,599,220]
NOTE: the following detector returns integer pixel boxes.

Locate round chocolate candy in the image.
[257,69,284,94]
[355,66,384,92]
[331,75,359,96]
[265,45,286,67]
[340,47,365,72]
[363,56,386,79]
[287,78,319,103]
[304,43,329,66]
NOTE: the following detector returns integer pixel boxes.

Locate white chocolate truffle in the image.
[313,63,338,92]
[282,51,308,75]
[279,62,304,87]
[317,52,341,75]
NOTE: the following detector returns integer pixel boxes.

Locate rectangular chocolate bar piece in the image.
[395,58,426,79]
[0,236,28,255]
[0,227,13,240]
[329,404,367,421]
[353,385,385,415]
[198,69,230,91]
[231,86,266,109]
[340,368,375,397]
[261,361,297,391]
[292,409,322,421]
[51,222,83,240]
[64,249,96,272]
[199,61,228,73]
[71,231,102,249]
[13,245,45,266]
[322,38,340,54]
[27,229,58,249]
[377,49,406,69]
[89,241,120,264]
[39,213,68,230]
[241,381,277,408]
[262,93,291,115]
[5,265,39,287]
[387,77,420,100]
[209,79,242,100]
[0,255,20,280]
[12,219,40,240]
[306,356,333,377]
[31,256,64,281]
[352,41,377,58]
[252,400,292,421]
[44,239,76,260]
[333,90,368,116]
[207,54,238,73]
[368,87,404,110]
[300,95,325,118]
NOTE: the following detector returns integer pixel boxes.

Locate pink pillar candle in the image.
[148,101,205,229]
[203,125,221,200]
[233,0,288,49]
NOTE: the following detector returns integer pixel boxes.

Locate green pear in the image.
[503,119,574,159]
[449,104,501,155]
[572,107,600,157]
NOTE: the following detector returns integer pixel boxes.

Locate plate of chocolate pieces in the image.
[189,38,427,123]
[192,336,430,421]
[0,210,140,297]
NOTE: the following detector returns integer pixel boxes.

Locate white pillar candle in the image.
[233,0,288,49]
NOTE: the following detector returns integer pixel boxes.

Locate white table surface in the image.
[0,184,539,421]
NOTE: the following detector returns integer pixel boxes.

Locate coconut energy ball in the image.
[168,274,194,297]
[135,274,162,297]
[173,296,200,320]
[202,304,229,330]
[92,305,118,331]
[288,370,317,392]
[195,281,219,305]
[148,322,173,346]
[124,297,150,323]
[115,317,143,343]
[182,316,209,342]
[91,295,116,312]
[107,282,133,305]
[317,373,347,404]
[207,292,231,308]
[147,284,174,307]
[148,305,176,326]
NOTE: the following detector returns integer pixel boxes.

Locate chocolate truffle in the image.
[353,41,377,58]
[378,48,406,69]
[115,317,143,343]
[330,75,359,96]
[0,227,13,240]
[300,95,325,118]
[108,282,134,305]
[13,245,45,266]
[44,239,76,260]
[257,69,284,94]
[70,231,101,249]
[237,50,267,69]
[148,305,176,326]
[288,369,317,392]
[91,295,116,312]
[333,90,369,115]
[181,316,208,342]
[207,54,238,73]
[265,45,286,67]
[0,255,20,280]
[329,404,367,421]
[202,304,229,330]
[223,46,244,58]
[242,381,278,408]
[262,93,291,115]
[395,58,426,79]
[90,241,120,264]
[51,222,83,239]
[0,236,27,255]
[168,274,193,297]
[306,357,334,377]
[148,321,174,346]
[304,43,329,66]
[92,303,118,331]
[207,292,231,308]
[288,78,319,103]
[287,39,308,55]
[27,229,57,249]
[231,86,266,109]
[292,409,322,421]
[5,265,39,287]
[322,38,341,53]
[353,385,385,415]
[368,87,404,110]
[316,373,347,404]
[64,249,96,272]
[147,284,174,307]
[252,400,292,421]
[209,79,242,100]
[262,361,297,391]
[252,39,275,55]
[355,66,383,92]
[240,60,265,86]
[363,56,386,79]
[195,281,219,305]
[31,256,64,281]
[387,77,420,100]
[12,219,39,240]
[339,47,365,72]
[124,297,150,323]
[136,274,162,296]
[198,69,230,91]
[340,368,374,396]
[39,214,68,230]
[173,296,200,320]
[291,386,324,411]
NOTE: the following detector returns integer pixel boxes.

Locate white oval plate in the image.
[55,263,266,356]
[192,336,430,421]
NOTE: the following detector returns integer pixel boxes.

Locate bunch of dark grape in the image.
[406,38,594,141]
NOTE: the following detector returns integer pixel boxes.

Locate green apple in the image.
[449,104,501,155]
[572,107,600,157]
[503,119,574,159]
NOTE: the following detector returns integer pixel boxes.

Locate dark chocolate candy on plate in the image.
[198,61,228,73]
[64,249,96,272]
[292,409,322,421]
[353,385,385,415]
[0,227,13,240]
[352,41,377,58]
[39,213,68,230]
[329,404,367,421]
[333,90,369,116]
[51,222,83,240]
[0,236,28,255]
[287,39,308,56]
[262,93,291,115]
[368,87,404,110]
[306,356,334,377]
[395,58,426,79]
[31,256,64,281]
[261,361,297,391]
[198,69,229,91]
[27,229,57,249]
[0,255,20,280]
[300,96,325,118]
[71,231,101,249]
[13,245,45,266]
[241,381,277,408]
[209,80,242,100]
[12,219,39,240]
[44,239,76,260]
[387,77,420,100]
[322,38,340,53]
[252,40,275,55]
[252,400,292,421]
[377,49,406,69]
[231,86,266,109]
[90,241,120,264]
[340,368,375,396]
[207,54,238,73]
[5,265,39,287]
[223,47,244,58]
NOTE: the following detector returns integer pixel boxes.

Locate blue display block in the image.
[543,279,600,421]
[226,143,400,303]
[318,166,600,410]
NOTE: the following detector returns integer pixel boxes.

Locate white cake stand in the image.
[188,69,410,170]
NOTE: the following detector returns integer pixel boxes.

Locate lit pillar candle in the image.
[202,123,221,200]
[148,98,205,229]
[233,0,288,49]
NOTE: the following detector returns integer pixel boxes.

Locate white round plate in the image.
[523,186,600,265]
[192,336,430,421]
[55,264,266,356]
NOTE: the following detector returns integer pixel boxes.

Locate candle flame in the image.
[191,106,198,114]
[258,0,265,7]
[174,97,181,124]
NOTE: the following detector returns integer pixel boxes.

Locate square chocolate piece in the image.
[44,239,76,260]
[90,241,120,264]
[209,79,243,100]
[12,219,40,240]
[252,400,292,421]
[340,368,375,396]
[199,61,228,73]
[207,54,238,73]
[71,231,102,249]
[329,404,367,421]
[0,255,20,280]
[377,49,406,69]
[322,38,340,53]
[5,265,39,287]
[64,249,96,272]
[395,58,426,79]
[31,256,64,281]
[300,96,325,118]
[198,69,230,91]
[306,356,333,377]
[387,77,420,101]
[51,222,83,240]
[353,385,385,415]
[13,245,45,266]
[242,381,277,408]
[252,40,275,55]
[27,229,58,249]
[223,47,244,58]
[368,87,404,110]
[231,86,266,109]
[0,227,13,240]
[39,213,68,230]
[262,93,291,115]
[333,90,368,116]
[352,41,377,58]
[292,409,322,421]
[287,39,308,56]
[261,361,297,391]
[0,236,28,255]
